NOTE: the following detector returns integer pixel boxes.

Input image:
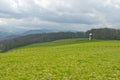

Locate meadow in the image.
[0,38,120,80]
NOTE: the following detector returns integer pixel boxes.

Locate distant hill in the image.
[23,29,58,35]
[0,28,81,40]
[0,26,26,40]
[0,31,14,40]
[0,32,85,52]
[0,29,55,40]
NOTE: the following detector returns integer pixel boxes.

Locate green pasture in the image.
[0,38,120,80]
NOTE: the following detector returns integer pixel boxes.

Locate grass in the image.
[0,38,120,80]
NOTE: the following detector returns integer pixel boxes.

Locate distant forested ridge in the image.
[0,28,120,52]
[0,32,85,52]
[86,28,120,40]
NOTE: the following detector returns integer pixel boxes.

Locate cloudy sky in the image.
[0,0,120,32]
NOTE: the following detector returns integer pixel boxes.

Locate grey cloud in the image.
[0,0,120,31]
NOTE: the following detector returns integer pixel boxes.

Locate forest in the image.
[0,32,85,52]
[0,28,120,52]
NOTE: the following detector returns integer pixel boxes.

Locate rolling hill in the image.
[0,38,120,80]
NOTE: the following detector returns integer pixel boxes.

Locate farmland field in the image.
[0,38,120,80]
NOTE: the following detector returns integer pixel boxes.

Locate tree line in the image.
[86,28,120,40]
[0,28,120,52]
[0,32,85,52]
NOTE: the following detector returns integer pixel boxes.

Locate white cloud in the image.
[0,0,120,32]
[0,20,6,25]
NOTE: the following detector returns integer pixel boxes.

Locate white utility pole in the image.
[89,33,92,40]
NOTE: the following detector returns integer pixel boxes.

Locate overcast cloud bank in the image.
[0,0,120,32]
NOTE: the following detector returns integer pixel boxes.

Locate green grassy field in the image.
[0,38,120,80]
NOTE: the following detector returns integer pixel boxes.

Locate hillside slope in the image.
[0,38,120,80]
